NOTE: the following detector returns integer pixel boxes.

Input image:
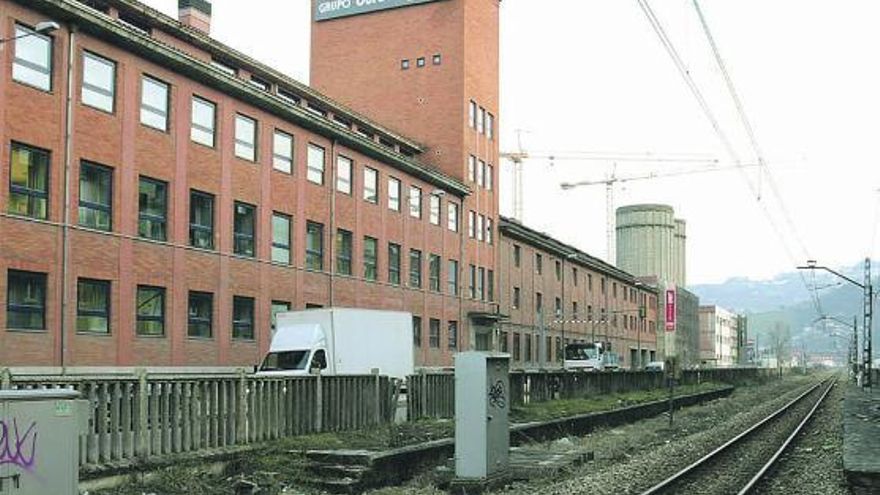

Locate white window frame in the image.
[388,177,401,211]
[307,143,325,185]
[234,114,257,162]
[409,185,422,218]
[363,166,378,203]
[273,130,294,174]
[82,51,116,113]
[448,202,459,232]
[336,155,353,194]
[429,194,441,225]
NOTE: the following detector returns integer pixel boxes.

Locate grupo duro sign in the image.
[315,0,443,21]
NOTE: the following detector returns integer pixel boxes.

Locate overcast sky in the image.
[142,0,880,288]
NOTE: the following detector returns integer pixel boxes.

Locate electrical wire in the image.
[635,0,823,315]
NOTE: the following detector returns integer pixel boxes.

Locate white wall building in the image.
[698,305,738,367]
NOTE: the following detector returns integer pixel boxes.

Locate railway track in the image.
[640,376,837,495]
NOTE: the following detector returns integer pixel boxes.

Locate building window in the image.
[477,214,484,242]
[401,59,410,70]
[487,113,495,140]
[448,259,459,295]
[233,202,256,257]
[573,268,579,286]
[413,315,422,347]
[232,296,255,340]
[188,291,212,338]
[271,301,290,335]
[8,143,49,220]
[388,177,401,211]
[555,260,562,281]
[513,333,521,361]
[364,236,378,281]
[271,213,291,264]
[364,167,378,203]
[488,269,494,301]
[141,75,169,131]
[448,321,458,349]
[136,286,165,337]
[138,177,167,241]
[513,287,521,309]
[82,51,116,113]
[525,334,532,362]
[189,190,214,249]
[588,274,594,291]
[469,264,476,299]
[6,270,46,330]
[234,114,257,161]
[500,331,509,353]
[336,155,353,194]
[409,186,422,218]
[433,54,442,65]
[486,164,493,190]
[429,318,440,348]
[513,245,521,267]
[191,96,216,147]
[429,194,441,225]
[336,229,353,275]
[388,243,401,285]
[416,57,426,68]
[477,159,485,187]
[478,267,485,301]
[13,24,53,91]
[468,100,477,128]
[307,144,325,184]
[409,249,422,288]
[555,297,562,319]
[536,254,543,274]
[468,155,476,182]
[468,211,476,238]
[572,301,579,320]
[536,292,543,316]
[306,221,324,271]
[429,254,441,292]
[447,202,459,232]
[273,130,294,173]
[77,278,110,334]
[486,218,493,244]
[78,161,112,231]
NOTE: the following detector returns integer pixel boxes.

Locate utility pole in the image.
[864,258,873,388]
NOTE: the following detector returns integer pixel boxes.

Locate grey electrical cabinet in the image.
[454,352,510,481]
[0,389,88,495]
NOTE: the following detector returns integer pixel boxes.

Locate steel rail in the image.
[640,377,834,495]
[737,379,836,494]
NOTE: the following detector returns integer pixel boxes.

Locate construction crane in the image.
[500,149,719,222]
[560,163,761,263]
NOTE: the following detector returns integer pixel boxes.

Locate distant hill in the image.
[690,262,876,356]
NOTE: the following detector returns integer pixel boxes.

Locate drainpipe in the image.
[60,24,77,371]
[328,139,337,306]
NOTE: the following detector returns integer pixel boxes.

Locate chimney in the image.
[178,0,212,34]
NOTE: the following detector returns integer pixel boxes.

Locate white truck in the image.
[256,308,414,381]
[563,342,620,371]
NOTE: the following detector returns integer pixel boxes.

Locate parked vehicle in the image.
[644,361,665,372]
[257,308,414,381]
[564,342,619,371]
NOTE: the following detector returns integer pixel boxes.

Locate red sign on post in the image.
[665,289,676,331]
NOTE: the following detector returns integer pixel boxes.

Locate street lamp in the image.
[798,259,873,388]
[0,21,59,44]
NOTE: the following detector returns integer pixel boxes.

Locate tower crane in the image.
[560,163,761,264]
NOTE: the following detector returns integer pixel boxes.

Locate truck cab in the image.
[563,342,604,371]
[256,323,329,376]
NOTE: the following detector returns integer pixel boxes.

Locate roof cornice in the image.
[21,0,470,196]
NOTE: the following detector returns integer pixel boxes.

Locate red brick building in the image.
[498,218,658,369]
[0,0,656,369]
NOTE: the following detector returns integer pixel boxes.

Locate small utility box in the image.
[0,389,88,495]
[453,352,510,490]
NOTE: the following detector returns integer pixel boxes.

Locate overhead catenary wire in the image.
[688,0,823,314]
[635,0,823,315]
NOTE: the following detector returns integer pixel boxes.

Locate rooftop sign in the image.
[315,0,443,21]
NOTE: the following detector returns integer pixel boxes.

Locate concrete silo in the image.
[674,218,687,287]
[615,204,677,285]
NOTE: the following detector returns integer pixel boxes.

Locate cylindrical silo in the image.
[674,218,687,286]
[615,204,676,284]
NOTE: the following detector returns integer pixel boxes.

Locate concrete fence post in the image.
[372,369,381,425]
[0,368,11,389]
[315,371,323,432]
[135,368,149,460]
[237,369,247,444]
